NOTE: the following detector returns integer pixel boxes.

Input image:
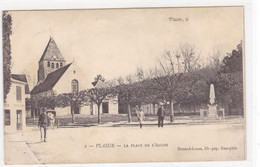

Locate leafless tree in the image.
[117,76,125,85]
[158,50,176,76]
[179,43,201,73]
[125,74,134,84]
[208,49,222,68]
[136,66,144,82]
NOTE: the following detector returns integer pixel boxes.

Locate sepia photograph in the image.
[2,7,245,165]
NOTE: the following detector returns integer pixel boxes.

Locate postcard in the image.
[2,7,245,164]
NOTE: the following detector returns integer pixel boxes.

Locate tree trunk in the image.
[127,104,131,123]
[71,105,75,123]
[228,104,232,116]
[170,99,174,123]
[178,103,181,113]
[97,104,101,124]
[153,103,156,115]
[33,109,35,123]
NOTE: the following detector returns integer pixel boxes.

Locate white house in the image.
[91,80,119,115]
[4,74,29,131]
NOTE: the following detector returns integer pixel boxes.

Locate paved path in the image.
[4,131,40,165]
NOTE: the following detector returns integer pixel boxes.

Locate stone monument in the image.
[208,84,217,118]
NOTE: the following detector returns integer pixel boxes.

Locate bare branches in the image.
[179,43,200,73]
[136,66,144,82]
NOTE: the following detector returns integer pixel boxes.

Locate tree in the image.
[38,96,56,110]
[136,66,144,82]
[29,95,57,122]
[216,41,244,115]
[116,76,125,85]
[220,41,243,73]
[184,72,209,112]
[25,98,31,111]
[151,73,189,122]
[208,49,222,68]
[158,50,175,76]
[56,91,87,123]
[3,11,12,102]
[85,86,116,124]
[94,74,105,82]
[153,48,190,122]
[117,80,151,122]
[117,84,134,122]
[216,72,243,115]
[125,74,134,84]
[179,43,201,73]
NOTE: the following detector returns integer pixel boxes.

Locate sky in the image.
[9,7,244,89]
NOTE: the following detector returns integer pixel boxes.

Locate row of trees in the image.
[30,86,117,124]
[2,12,244,124]
[115,42,243,121]
[28,42,243,124]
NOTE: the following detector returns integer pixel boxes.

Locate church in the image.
[31,37,118,117]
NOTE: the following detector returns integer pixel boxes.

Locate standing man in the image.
[38,109,49,142]
[157,103,166,128]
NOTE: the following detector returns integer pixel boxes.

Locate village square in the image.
[2,8,245,164]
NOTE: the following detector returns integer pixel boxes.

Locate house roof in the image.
[91,81,98,87]
[91,80,109,88]
[11,74,27,83]
[11,74,30,94]
[31,63,72,95]
[39,37,66,63]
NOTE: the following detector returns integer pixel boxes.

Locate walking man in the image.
[38,109,49,142]
[157,103,166,127]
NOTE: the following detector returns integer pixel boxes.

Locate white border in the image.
[0,0,258,167]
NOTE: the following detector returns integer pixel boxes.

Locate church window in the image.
[56,63,59,68]
[60,62,63,67]
[71,79,79,93]
[48,61,50,67]
[51,63,54,68]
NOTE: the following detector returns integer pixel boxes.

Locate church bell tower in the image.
[37,37,66,83]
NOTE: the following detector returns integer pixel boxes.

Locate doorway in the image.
[72,104,80,114]
[102,102,109,113]
[16,110,23,130]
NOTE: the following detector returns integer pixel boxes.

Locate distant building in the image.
[4,74,30,131]
[91,80,118,115]
[31,37,118,117]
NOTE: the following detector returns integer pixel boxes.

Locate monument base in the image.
[208,105,217,119]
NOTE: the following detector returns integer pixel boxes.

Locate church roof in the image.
[31,63,72,95]
[39,37,66,63]
[11,74,30,94]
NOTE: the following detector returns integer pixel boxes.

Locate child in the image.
[137,108,145,128]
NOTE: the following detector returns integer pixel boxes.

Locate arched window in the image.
[60,62,63,67]
[47,61,50,67]
[71,79,79,93]
[51,63,54,68]
[56,63,59,68]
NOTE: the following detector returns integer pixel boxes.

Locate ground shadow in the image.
[26,141,42,145]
